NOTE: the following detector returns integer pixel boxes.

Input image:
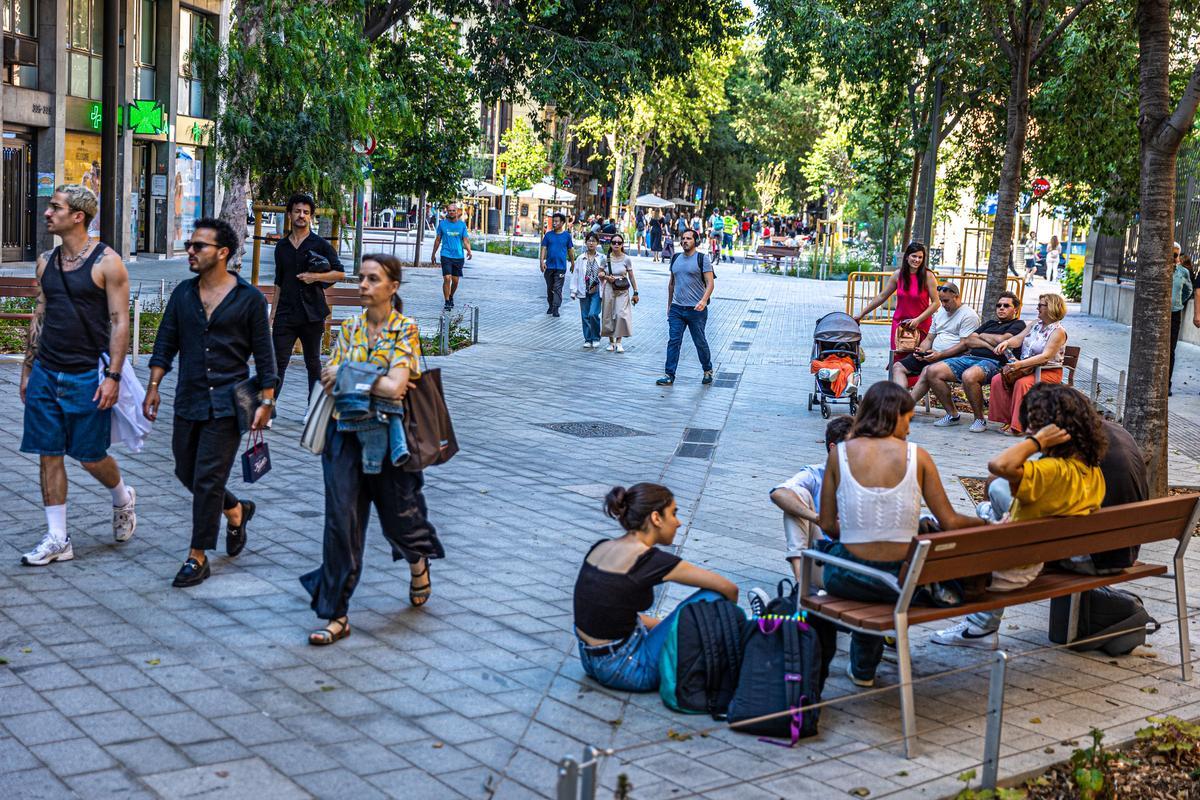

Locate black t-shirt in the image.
[573,541,682,641]
[968,319,1027,362]
[273,232,344,324]
[1092,420,1150,570]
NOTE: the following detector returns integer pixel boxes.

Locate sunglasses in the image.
[612,241,624,246]
[184,241,218,252]
[996,303,1013,308]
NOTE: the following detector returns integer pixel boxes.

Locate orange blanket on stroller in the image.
[810,354,856,398]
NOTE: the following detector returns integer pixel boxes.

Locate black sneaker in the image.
[747,587,770,618]
[656,375,675,386]
[551,310,560,317]
[226,500,255,558]
[702,371,714,385]
[172,557,210,588]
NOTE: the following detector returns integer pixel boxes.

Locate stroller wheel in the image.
[807,393,814,411]
[821,402,831,420]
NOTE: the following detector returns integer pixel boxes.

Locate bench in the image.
[799,493,1200,757]
[257,284,362,345]
[0,277,39,322]
[909,344,1082,414]
[748,244,803,273]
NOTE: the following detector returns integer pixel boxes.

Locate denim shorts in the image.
[21,360,111,462]
[577,621,658,693]
[941,355,1001,382]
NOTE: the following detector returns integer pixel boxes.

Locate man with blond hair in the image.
[19,184,137,565]
[430,202,472,310]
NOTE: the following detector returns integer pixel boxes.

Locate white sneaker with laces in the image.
[931,621,998,650]
[582,342,593,350]
[605,343,615,352]
[113,487,137,543]
[846,662,874,688]
[615,344,625,353]
[21,535,74,566]
[747,587,771,618]
[933,414,961,427]
[969,419,987,433]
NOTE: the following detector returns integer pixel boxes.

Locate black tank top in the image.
[38,244,112,374]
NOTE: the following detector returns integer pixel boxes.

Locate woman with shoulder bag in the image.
[570,232,605,349]
[988,293,1068,434]
[600,235,638,352]
[300,253,444,646]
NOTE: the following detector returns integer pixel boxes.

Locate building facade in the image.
[2,0,227,265]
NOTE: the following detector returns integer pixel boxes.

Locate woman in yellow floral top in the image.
[300,254,444,646]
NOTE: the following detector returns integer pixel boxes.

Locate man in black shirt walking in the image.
[144,218,278,587]
[270,192,344,401]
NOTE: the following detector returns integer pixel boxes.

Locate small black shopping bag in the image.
[241,429,271,483]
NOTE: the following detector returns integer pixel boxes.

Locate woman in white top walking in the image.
[819,382,976,687]
[570,232,606,348]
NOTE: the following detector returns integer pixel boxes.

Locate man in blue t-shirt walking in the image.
[430,203,472,311]
[539,212,574,316]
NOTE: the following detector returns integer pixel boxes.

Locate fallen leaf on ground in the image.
[1029,717,1042,724]
[215,771,229,778]
[433,741,444,748]
[319,685,336,692]
[20,648,31,653]
[1044,747,1055,754]
[145,658,160,666]
[667,729,693,742]
[849,788,870,797]
[1140,686,1159,694]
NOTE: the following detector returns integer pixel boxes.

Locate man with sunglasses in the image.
[915,291,1026,432]
[144,219,277,587]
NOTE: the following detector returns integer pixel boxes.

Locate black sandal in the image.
[409,559,432,607]
[308,617,351,646]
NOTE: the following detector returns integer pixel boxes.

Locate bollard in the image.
[579,745,600,800]
[555,756,579,800]
[440,313,450,355]
[1116,370,1126,421]
[472,306,480,343]
[981,651,1009,790]
[1090,357,1100,402]
[132,296,142,366]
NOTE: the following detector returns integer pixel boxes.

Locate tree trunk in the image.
[606,132,624,222]
[1126,0,1200,495]
[216,0,266,267]
[982,45,1032,315]
[413,191,427,267]
[901,151,921,249]
[628,140,647,218]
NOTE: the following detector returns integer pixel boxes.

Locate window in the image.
[66,0,102,99]
[177,8,211,117]
[135,0,156,100]
[3,0,38,86]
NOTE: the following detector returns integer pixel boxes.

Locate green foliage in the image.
[754,162,787,213]
[801,124,855,210]
[499,118,547,195]
[193,0,384,209]
[1061,262,1083,302]
[483,240,540,259]
[371,15,479,208]
[1135,716,1200,765]
[953,769,1027,800]
[1069,728,1122,800]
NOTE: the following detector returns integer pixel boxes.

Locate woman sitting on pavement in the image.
[819,382,976,688]
[987,293,1068,434]
[933,383,1107,649]
[573,483,738,692]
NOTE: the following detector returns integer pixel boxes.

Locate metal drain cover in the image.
[537,421,652,438]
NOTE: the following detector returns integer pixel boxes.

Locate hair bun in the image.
[603,486,628,520]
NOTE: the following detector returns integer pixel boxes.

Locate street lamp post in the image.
[99,0,119,244]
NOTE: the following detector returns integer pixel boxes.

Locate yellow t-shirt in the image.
[1011,457,1105,521]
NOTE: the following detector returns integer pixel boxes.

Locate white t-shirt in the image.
[929,304,982,352]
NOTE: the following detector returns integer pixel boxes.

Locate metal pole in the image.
[579,746,599,800]
[99,0,119,245]
[440,313,450,355]
[352,181,365,275]
[501,175,508,235]
[1091,357,1100,402]
[981,651,1009,790]
[555,756,579,800]
[472,305,480,343]
[1116,370,1126,421]
[131,296,142,366]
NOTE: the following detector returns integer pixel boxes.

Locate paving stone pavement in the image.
[2,251,1200,799]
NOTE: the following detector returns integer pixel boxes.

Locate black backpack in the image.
[1049,587,1160,656]
[727,580,835,744]
[658,599,746,718]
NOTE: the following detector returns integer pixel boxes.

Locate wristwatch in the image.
[260,397,276,407]
[103,368,121,383]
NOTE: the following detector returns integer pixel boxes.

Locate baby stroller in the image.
[808,311,863,418]
[662,233,675,260]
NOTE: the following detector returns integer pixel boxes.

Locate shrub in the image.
[1062,262,1083,302]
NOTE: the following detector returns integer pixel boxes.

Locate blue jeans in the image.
[21,360,111,462]
[578,292,601,343]
[577,589,723,692]
[822,542,903,683]
[664,304,713,377]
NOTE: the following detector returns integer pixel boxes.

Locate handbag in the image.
[300,381,334,455]
[232,376,261,434]
[1001,361,1035,388]
[611,258,631,291]
[402,365,458,471]
[894,324,920,353]
[240,429,272,483]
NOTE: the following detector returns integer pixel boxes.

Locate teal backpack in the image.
[658,599,746,717]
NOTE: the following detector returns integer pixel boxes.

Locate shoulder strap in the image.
[51,245,110,362]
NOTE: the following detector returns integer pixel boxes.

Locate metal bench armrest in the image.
[800,548,903,594]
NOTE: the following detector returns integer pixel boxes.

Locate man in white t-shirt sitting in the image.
[891,281,981,400]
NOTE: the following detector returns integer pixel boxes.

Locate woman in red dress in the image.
[854,241,940,355]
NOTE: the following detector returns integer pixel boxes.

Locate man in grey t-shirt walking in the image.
[657,229,715,385]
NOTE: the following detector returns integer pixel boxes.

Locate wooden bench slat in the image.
[803,563,1168,631]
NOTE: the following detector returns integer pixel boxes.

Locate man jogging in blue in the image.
[430,203,472,311]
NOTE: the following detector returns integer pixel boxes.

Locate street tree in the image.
[754,161,787,214]
[801,124,856,245]
[1125,0,1200,495]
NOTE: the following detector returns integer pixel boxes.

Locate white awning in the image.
[516,180,577,201]
[668,197,696,207]
[635,193,675,208]
[460,178,503,198]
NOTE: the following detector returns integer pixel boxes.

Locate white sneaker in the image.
[605,343,615,352]
[747,587,771,618]
[113,487,137,543]
[931,621,998,650]
[846,662,874,688]
[615,344,625,353]
[21,535,74,566]
[968,419,987,433]
[582,342,593,350]
[933,414,961,427]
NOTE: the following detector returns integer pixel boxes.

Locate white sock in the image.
[45,505,67,544]
[110,480,131,507]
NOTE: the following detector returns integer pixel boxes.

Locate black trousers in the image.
[1170,310,1183,384]
[544,269,565,313]
[272,318,324,401]
[172,415,241,551]
[300,427,445,620]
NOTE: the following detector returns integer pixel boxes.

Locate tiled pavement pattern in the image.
[2,251,1200,799]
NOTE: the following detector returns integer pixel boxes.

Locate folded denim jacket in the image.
[332,362,410,473]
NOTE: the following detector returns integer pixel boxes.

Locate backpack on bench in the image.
[726,580,835,744]
[658,598,746,718]
[1048,587,1160,656]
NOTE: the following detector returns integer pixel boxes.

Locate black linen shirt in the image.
[150,273,278,421]
[273,232,344,323]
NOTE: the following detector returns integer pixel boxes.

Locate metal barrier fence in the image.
[554,604,1200,799]
[845,271,1027,324]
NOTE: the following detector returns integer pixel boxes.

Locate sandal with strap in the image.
[409,559,432,607]
[308,617,351,646]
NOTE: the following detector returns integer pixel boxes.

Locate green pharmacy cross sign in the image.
[86,101,168,135]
